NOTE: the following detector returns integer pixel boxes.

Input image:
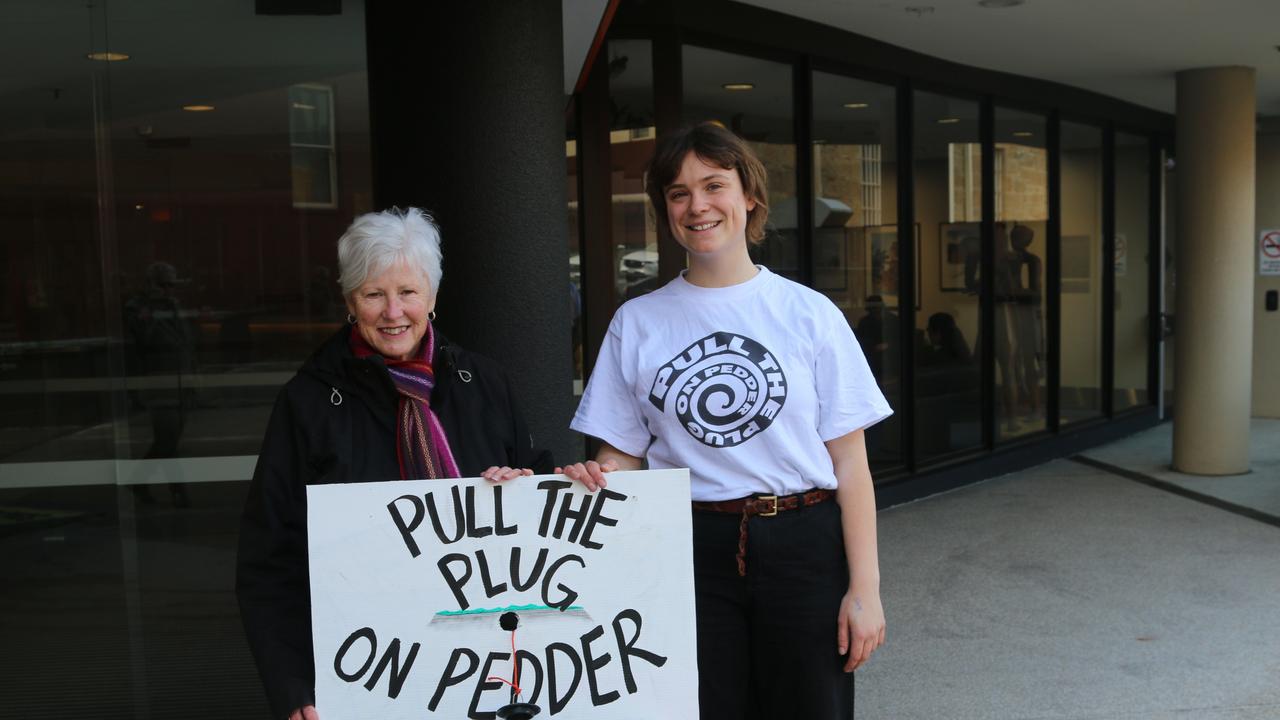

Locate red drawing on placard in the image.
[1264,232,1280,258]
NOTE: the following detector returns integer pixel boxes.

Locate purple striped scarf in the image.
[349,325,460,480]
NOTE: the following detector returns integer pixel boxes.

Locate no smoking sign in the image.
[1262,230,1280,276]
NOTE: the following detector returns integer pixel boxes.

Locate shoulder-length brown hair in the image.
[644,122,771,246]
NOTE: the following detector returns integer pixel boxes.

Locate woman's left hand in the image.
[481,466,534,483]
[837,588,885,672]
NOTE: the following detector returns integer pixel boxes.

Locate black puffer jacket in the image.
[235,326,553,719]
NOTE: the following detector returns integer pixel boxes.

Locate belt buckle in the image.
[757,495,778,517]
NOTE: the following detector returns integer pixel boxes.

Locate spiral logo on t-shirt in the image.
[648,331,787,448]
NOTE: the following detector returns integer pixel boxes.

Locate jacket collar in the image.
[299,324,462,405]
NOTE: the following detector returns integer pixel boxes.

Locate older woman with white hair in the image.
[236,207,552,720]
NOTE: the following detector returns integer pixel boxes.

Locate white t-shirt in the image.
[571,266,893,501]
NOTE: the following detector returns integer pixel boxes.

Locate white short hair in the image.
[337,207,443,299]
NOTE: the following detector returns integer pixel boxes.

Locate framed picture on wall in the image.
[860,223,921,309]
[939,222,981,292]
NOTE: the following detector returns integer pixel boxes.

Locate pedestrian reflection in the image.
[123,261,193,507]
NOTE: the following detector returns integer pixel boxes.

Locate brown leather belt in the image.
[692,488,836,576]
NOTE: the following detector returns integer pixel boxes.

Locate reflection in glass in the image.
[609,40,659,304]
[0,2,130,711]
[811,72,900,473]
[994,108,1048,439]
[1114,132,1151,410]
[288,84,333,146]
[567,103,585,402]
[289,84,336,208]
[0,28,112,464]
[682,45,797,280]
[1162,151,1177,412]
[1060,121,1105,424]
[913,92,983,460]
[2,2,373,716]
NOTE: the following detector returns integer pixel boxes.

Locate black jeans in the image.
[693,499,854,720]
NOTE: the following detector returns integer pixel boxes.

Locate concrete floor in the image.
[857,419,1280,719]
[1080,418,1280,520]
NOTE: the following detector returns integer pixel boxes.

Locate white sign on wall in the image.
[308,469,698,719]
[1261,229,1280,276]
[1113,233,1128,277]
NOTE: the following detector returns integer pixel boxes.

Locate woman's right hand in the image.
[289,705,319,720]
[556,442,642,491]
[556,459,619,491]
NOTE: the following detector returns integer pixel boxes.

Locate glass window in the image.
[1162,149,1176,413]
[994,108,1048,439]
[567,102,585,404]
[811,71,901,473]
[2,7,130,710]
[609,39,658,304]
[2,1,372,715]
[0,21,112,465]
[1114,132,1151,411]
[913,91,983,461]
[1060,121,1105,424]
[682,45,797,280]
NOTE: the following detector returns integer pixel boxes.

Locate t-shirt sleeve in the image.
[570,315,652,458]
[814,302,894,441]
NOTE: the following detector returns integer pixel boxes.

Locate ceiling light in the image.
[86,52,130,62]
[1013,131,1034,137]
[182,104,215,112]
[843,102,869,109]
[937,117,961,124]
[722,83,755,91]
[291,102,316,111]
[979,0,1025,7]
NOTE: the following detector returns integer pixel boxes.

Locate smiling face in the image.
[346,260,435,361]
[664,151,757,259]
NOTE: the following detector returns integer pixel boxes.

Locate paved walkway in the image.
[857,419,1280,719]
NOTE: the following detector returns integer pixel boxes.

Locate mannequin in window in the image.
[1009,224,1043,414]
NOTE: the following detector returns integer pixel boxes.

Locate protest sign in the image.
[307,469,698,718]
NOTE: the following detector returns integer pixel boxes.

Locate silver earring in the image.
[429,311,437,322]
[346,313,356,324]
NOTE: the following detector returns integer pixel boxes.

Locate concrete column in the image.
[1172,67,1255,474]
[366,0,576,464]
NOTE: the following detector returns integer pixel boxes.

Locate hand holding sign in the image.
[481,466,535,483]
[557,460,616,491]
[557,441,643,491]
